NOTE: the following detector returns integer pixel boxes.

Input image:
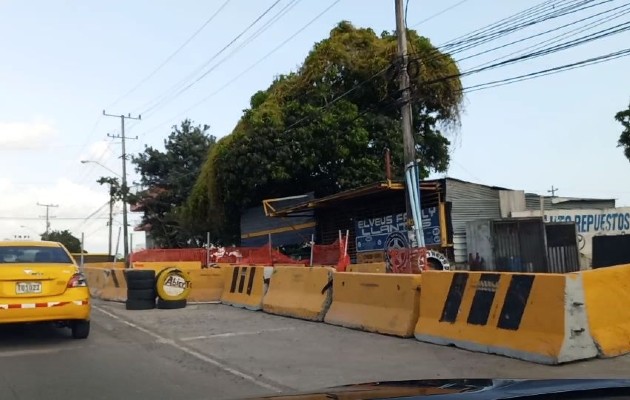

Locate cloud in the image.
[0,120,57,149]
[0,178,144,253]
[80,140,114,161]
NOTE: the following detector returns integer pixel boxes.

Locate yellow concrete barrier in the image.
[262,266,334,321]
[221,265,272,310]
[99,269,127,302]
[82,267,108,298]
[323,272,422,337]
[132,261,202,272]
[186,268,225,303]
[580,264,630,358]
[347,262,387,273]
[414,271,597,364]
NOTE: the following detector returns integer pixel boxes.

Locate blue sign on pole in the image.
[355,207,441,253]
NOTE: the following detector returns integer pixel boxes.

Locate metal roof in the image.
[264,180,442,217]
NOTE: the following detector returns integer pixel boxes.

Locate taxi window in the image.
[0,246,74,264]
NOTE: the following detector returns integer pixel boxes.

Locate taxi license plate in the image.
[16,282,42,294]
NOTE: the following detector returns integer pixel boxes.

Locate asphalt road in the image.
[2,301,630,400]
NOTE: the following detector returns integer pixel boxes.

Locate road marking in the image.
[93,305,283,393]
[180,327,296,342]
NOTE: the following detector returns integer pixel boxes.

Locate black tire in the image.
[71,320,90,339]
[124,269,156,281]
[156,298,187,310]
[127,288,156,301]
[125,298,155,310]
[155,268,191,301]
[127,278,156,290]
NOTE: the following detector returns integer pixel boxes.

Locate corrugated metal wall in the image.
[525,194,615,210]
[446,179,502,265]
[446,179,503,235]
[545,223,580,272]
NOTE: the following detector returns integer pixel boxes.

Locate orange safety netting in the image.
[129,248,208,264]
[312,236,350,272]
[129,244,304,266]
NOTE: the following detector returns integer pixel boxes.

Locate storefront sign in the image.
[355,207,441,252]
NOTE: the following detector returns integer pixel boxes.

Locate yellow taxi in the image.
[0,240,91,338]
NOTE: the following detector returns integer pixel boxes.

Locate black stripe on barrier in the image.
[467,273,500,326]
[229,267,239,293]
[238,267,247,293]
[440,272,468,323]
[246,267,256,295]
[111,269,120,288]
[497,274,535,331]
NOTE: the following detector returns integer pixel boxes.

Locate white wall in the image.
[512,207,630,268]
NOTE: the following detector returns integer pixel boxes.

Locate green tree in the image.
[617,103,630,160]
[41,230,83,253]
[132,119,215,248]
[186,21,463,243]
[96,176,123,201]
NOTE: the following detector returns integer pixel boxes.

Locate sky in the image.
[1,0,629,253]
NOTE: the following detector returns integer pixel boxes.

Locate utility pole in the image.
[108,189,114,256]
[548,185,559,197]
[37,202,59,236]
[395,0,422,247]
[103,110,141,267]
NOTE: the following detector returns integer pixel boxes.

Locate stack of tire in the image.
[123,268,191,310]
[124,270,156,310]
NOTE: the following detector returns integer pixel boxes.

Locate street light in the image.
[80,159,123,257]
[80,160,121,177]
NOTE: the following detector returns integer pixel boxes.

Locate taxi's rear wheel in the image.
[71,320,90,339]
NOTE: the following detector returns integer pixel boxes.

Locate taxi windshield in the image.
[0,246,73,264]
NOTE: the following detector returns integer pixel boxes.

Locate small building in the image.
[260,178,516,269]
[253,177,616,270]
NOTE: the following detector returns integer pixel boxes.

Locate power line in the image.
[136,0,619,146]
[106,0,232,110]
[132,0,341,141]
[456,1,630,65]
[134,0,575,141]
[139,0,301,119]
[277,6,630,137]
[137,0,283,116]
[438,0,596,52]
[461,46,630,92]
[428,0,610,61]
[410,0,473,27]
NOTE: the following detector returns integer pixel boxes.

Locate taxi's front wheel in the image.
[71,320,90,339]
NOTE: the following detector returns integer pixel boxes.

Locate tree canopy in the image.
[617,103,630,161]
[41,230,83,253]
[185,21,464,244]
[97,176,123,202]
[132,119,215,248]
